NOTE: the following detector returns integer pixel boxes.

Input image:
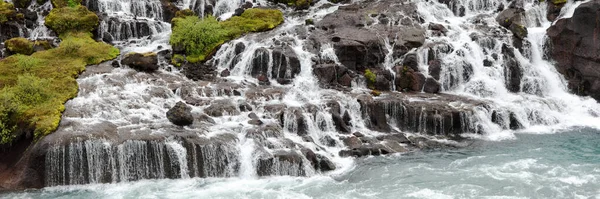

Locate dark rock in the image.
[257,73,270,85]
[509,112,522,130]
[234,8,244,17]
[423,78,441,93]
[342,136,362,148]
[248,119,263,125]
[166,102,194,126]
[353,132,364,137]
[502,44,522,92]
[121,52,159,72]
[183,62,217,81]
[257,151,305,176]
[251,48,270,77]
[234,42,246,55]
[496,8,528,39]
[547,1,600,101]
[402,53,420,72]
[204,100,240,117]
[320,135,337,147]
[220,69,230,77]
[271,45,301,79]
[332,112,351,133]
[483,59,493,67]
[428,59,442,80]
[242,1,253,9]
[339,145,391,157]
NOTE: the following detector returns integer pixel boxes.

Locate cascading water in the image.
[2,0,600,196]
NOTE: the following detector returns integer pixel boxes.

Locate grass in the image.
[5,37,34,55]
[45,5,98,35]
[51,0,81,8]
[0,32,119,145]
[170,8,283,63]
[0,1,17,24]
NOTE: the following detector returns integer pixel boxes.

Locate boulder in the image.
[204,100,240,117]
[501,44,522,93]
[166,102,194,126]
[121,52,159,72]
[496,8,528,40]
[547,0,600,101]
[423,77,441,93]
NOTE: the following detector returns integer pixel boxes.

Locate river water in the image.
[3,127,598,198]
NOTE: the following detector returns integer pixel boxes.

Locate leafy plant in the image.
[365,69,376,89]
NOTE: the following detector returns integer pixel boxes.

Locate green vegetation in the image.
[175,9,196,18]
[171,8,283,63]
[551,0,566,4]
[305,18,314,25]
[5,37,34,55]
[370,90,381,96]
[268,0,312,9]
[45,5,98,35]
[0,32,119,144]
[364,69,376,89]
[51,0,81,8]
[0,1,17,24]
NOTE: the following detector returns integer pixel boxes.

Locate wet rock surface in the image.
[547,0,600,102]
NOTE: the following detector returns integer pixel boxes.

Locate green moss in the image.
[370,90,381,96]
[175,9,196,18]
[364,69,376,89]
[170,8,283,63]
[45,5,98,35]
[0,32,119,144]
[171,54,185,67]
[0,1,17,24]
[12,0,32,8]
[305,18,314,25]
[51,0,81,8]
[5,37,34,55]
[551,0,566,4]
[268,0,312,9]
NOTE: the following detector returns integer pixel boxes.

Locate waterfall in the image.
[31,0,600,188]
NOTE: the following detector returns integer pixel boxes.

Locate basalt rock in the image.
[547,0,600,101]
[167,102,194,126]
[122,52,159,72]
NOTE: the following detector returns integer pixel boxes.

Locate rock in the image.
[353,132,364,137]
[309,1,425,72]
[182,62,217,81]
[122,52,159,72]
[320,135,337,147]
[248,119,263,125]
[423,77,441,93]
[547,0,600,101]
[204,100,240,117]
[332,112,351,133]
[257,73,270,85]
[546,1,565,22]
[429,23,448,35]
[220,69,230,77]
[271,45,301,79]
[342,136,362,148]
[242,1,253,9]
[251,48,270,77]
[234,42,246,55]
[429,59,442,80]
[496,8,528,39]
[339,144,391,157]
[502,44,522,92]
[233,8,244,17]
[166,102,194,126]
[257,151,306,176]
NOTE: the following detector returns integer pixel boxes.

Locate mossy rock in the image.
[45,5,98,35]
[0,32,119,145]
[370,90,381,96]
[170,8,283,63]
[268,0,312,9]
[509,23,528,39]
[51,0,81,8]
[0,1,17,24]
[5,37,34,55]
[175,9,196,18]
[305,18,314,25]
[12,0,32,8]
[551,0,567,4]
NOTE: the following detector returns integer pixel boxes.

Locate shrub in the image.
[5,37,34,55]
[0,1,16,24]
[45,5,98,35]
[170,8,283,63]
[364,69,376,89]
[175,9,196,18]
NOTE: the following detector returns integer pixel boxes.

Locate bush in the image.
[5,37,34,55]
[364,69,376,89]
[0,1,16,24]
[175,9,196,18]
[0,33,119,144]
[45,5,98,35]
[170,8,283,63]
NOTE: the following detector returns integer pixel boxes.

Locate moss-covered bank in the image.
[170,8,284,64]
[0,1,20,24]
[0,2,119,145]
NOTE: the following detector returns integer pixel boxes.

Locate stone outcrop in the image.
[121,52,159,72]
[167,102,194,126]
[547,0,600,101]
